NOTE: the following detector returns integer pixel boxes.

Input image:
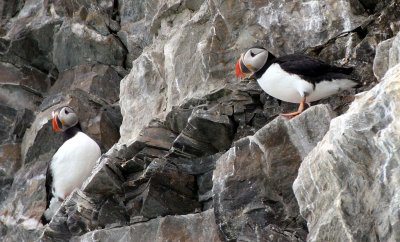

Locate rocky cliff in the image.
[0,0,399,241]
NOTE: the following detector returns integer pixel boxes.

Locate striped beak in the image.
[51,111,62,132]
[235,55,251,78]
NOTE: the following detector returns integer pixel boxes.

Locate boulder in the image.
[171,107,235,158]
[49,64,122,104]
[254,0,366,56]
[213,105,336,241]
[0,143,22,176]
[0,105,34,145]
[0,158,47,236]
[293,63,400,241]
[0,62,50,95]
[53,20,126,71]
[71,210,221,242]
[373,31,400,80]
[1,19,62,73]
[0,1,24,20]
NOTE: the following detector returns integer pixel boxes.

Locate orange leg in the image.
[280,96,306,119]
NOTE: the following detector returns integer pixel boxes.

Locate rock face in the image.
[213,105,335,241]
[72,210,221,242]
[0,0,399,241]
[373,31,400,80]
[118,0,371,144]
[293,63,400,242]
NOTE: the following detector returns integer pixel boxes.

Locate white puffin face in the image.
[52,106,79,132]
[241,47,269,73]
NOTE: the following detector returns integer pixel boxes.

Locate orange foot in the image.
[280,96,306,119]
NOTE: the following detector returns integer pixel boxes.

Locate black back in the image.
[254,53,360,86]
[41,122,82,224]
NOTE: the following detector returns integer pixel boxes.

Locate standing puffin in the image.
[235,47,360,118]
[42,106,101,223]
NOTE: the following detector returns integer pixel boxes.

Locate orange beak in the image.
[52,112,62,132]
[235,58,246,78]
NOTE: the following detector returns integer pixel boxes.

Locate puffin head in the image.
[51,106,79,132]
[235,47,269,78]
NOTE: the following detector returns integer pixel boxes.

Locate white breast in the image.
[257,63,357,103]
[50,132,101,199]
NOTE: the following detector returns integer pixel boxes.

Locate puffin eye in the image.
[250,51,255,57]
[65,109,69,115]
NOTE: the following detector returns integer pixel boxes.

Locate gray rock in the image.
[0,62,50,95]
[213,105,336,241]
[0,143,22,176]
[123,158,201,220]
[0,61,48,112]
[0,176,13,204]
[41,190,100,241]
[0,223,42,242]
[1,0,399,241]
[373,32,400,80]
[171,152,222,175]
[55,0,114,18]
[373,38,394,80]
[357,0,379,11]
[293,63,400,242]
[0,84,42,111]
[0,1,24,20]
[254,0,366,56]
[97,197,128,228]
[351,0,400,86]
[53,20,126,71]
[118,1,226,144]
[49,64,122,104]
[0,105,34,144]
[197,170,213,202]
[171,107,235,158]
[0,158,47,232]
[83,156,124,196]
[71,210,221,242]
[1,19,62,72]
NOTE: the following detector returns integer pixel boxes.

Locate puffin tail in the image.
[333,66,362,88]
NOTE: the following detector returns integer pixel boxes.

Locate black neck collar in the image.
[253,52,277,79]
[63,122,82,141]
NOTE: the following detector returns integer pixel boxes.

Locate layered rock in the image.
[71,210,221,242]
[373,31,400,80]
[53,20,126,72]
[0,0,399,241]
[213,105,335,241]
[39,81,267,240]
[293,64,400,241]
[118,0,375,144]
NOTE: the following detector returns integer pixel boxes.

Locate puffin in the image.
[42,106,101,224]
[235,47,360,118]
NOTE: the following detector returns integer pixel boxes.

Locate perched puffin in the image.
[235,47,360,118]
[42,106,101,224]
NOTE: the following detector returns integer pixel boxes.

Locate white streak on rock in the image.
[71,23,108,42]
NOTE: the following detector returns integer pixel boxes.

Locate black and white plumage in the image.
[42,106,101,224]
[235,47,360,117]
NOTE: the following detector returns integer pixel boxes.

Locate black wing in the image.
[45,162,53,208]
[41,161,53,224]
[274,54,355,84]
